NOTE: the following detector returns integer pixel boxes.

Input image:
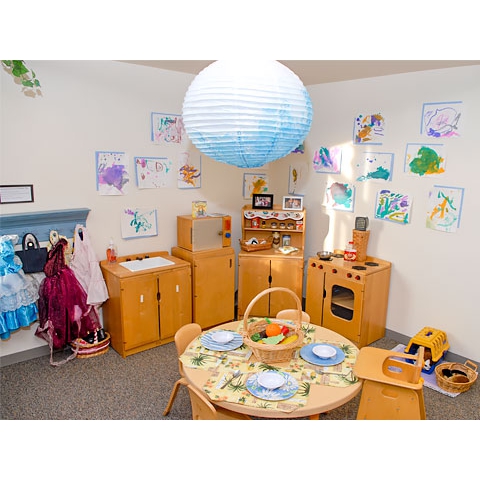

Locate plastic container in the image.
[344,241,357,261]
[106,239,117,263]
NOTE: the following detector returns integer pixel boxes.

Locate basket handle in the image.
[242,287,303,330]
[465,360,478,372]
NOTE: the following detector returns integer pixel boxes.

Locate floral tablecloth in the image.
[179,320,359,413]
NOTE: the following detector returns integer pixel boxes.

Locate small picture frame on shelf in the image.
[283,195,303,211]
[252,193,274,209]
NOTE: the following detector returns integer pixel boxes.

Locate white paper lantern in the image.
[182,60,313,168]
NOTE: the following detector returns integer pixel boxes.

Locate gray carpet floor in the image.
[1,335,479,420]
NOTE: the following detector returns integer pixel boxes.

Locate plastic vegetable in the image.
[280,334,298,345]
[262,334,285,345]
[280,325,289,335]
[251,332,262,342]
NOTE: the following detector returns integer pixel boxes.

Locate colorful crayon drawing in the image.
[405,143,446,176]
[243,173,268,199]
[353,113,385,144]
[421,101,462,138]
[135,156,174,188]
[426,185,464,233]
[177,152,201,189]
[375,190,411,224]
[121,207,158,239]
[313,146,342,173]
[324,182,355,211]
[151,112,185,144]
[356,152,394,182]
[96,151,129,195]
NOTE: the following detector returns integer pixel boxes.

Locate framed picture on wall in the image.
[283,195,303,211]
[252,193,273,209]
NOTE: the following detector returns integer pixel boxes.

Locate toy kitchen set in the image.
[305,217,392,348]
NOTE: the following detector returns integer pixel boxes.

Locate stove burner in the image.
[352,265,367,270]
[365,262,379,266]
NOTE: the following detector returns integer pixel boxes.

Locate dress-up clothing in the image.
[35,238,101,364]
[0,235,39,339]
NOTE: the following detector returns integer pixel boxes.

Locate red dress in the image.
[36,238,101,365]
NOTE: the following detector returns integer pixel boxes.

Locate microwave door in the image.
[192,218,223,250]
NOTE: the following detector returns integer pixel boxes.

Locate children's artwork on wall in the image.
[151,112,185,144]
[121,207,158,239]
[426,185,464,233]
[421,101,463,138]
[288,164,306,194]
[405,143,446,176]
[177,152,201,189]
[96,151,129,195]
[355,152,394,182]
[324,182,355,211]
[135,156,174,188]
[353,113,385,144]
[313,146,342,173]
[292,143,305,154]
[243,173,268,199]
[374,189,412,224]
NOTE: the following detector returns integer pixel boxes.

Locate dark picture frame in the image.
[252,193,274,209]
[0,184,34,204]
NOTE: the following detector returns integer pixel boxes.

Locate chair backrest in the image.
[186,384,218,420]
[276,309,311,323]
[174,323,202,357]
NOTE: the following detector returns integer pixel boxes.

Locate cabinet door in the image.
[194,253,235,328]
[120,275,159,351]
[269,258,303,316]
[238,256,270,317]
[305,261,325,326]
[158,267,192,340]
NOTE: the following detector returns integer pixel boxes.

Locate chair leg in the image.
[163,378,187,416]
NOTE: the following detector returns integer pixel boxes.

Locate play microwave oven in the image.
[176,215,232,252]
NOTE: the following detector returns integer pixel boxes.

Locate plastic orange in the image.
[265,323,282,337]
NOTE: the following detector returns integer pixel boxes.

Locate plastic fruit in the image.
[280,334,298,345]
[266,323,282,337]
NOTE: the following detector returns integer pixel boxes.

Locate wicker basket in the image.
[239,238,273,252]
[70,332,111,359]
[352,229,370,262]
[242,287,304,364]
[435,360,478,394]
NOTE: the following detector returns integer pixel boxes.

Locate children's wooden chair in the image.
[354,346,426,420]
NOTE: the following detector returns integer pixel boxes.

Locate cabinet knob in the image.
[319,265,323,269]
[311,262,316,267]
[347,273,352,278]
[332,268,337,274]
[355,275,361,280]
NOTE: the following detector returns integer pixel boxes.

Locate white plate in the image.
[211,331,234,344]
[257,371,285,390]
[312,344,337,359]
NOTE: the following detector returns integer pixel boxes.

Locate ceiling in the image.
[122,60,480,85]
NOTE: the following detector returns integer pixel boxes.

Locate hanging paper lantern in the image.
[182,60,313,168]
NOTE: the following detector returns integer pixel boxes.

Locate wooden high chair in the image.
[354,346,426,420]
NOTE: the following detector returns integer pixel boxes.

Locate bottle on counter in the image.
[344,241,357,261]
[106,239,117,263]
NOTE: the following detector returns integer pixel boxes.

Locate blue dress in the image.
[0,235,39,339]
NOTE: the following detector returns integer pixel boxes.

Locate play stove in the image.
[305,255,392,347]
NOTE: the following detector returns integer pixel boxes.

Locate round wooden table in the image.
[183,320,362,419]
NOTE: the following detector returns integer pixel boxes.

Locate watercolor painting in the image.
[177,152,201,189]
[374,189,412,224]
[324,182,355,211]
[151,112,185,144]
[313,146,342,173]
[243,173,268,199]
[96,151,129,195]
[121,207,158,239]
[353,113,385,144]
[421,101,463,138]
[288,164,306,194]
[356,152,394,182]
[135,156,174,188]
[426,185,464,233]
[405,143,446,176]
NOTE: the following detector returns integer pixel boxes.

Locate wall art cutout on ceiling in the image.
[177,151,201,189]
[121,207,158,239]
[151,112,185,144]
[426,185,464,233]
[374,189,412,224]
[353,113,385,144]
[96,151,129,195]
[421,101,463,138]
[313,146,342,174]
[355,152,394,182]
[324,181,355,212]
[292,143,305,154]
[135,156,174,188]
[243,173,268,199]
[404,143,446,176]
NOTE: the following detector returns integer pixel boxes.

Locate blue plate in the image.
[300,343,345,366]
[200,331,243,351]
[246,371,298,401]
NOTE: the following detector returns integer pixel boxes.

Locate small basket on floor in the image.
[242,287,304,364]
[435,360,478,394]
[70,331,110,359]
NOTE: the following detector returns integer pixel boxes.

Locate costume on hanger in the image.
[0,235,39,339]
[35,237,101,365]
